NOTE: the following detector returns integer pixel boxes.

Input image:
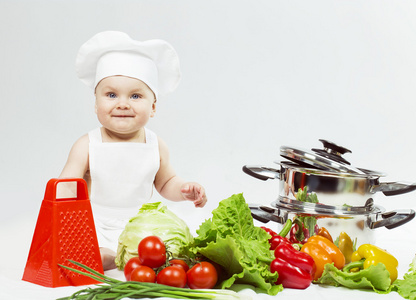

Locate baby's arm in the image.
[58,134,90,197]
[154,138,207,208]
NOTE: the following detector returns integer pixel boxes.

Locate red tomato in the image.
[124,257,142,281]
[130,265,156,283]
[169,259,189,272]
[157,266,187,288]
[208,261,223,280]
[187,262,218,289]
[138,236,166,268]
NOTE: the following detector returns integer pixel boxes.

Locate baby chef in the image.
[59,31,207,270]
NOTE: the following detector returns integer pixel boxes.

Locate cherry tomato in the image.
[169,259,189,272]
[138,236,166,268]
[130,265,156,283]
[187,262,218,289]
[157,266,187,288]
[124,257,142,281]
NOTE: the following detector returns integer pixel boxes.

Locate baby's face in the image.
[95,76,156,135]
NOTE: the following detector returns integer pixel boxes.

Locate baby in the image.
[59,31,207,270]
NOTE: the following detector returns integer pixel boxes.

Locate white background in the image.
[1,1,416,299]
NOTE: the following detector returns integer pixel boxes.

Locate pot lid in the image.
[280,139,381,176]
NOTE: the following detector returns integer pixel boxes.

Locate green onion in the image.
[57,260,247,300]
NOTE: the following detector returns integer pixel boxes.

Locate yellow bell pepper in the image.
[338,232,354,264]
[351,244,398,282]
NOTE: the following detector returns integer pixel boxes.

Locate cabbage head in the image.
[115,202,194,270]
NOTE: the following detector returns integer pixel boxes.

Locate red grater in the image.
[22,178,104,287]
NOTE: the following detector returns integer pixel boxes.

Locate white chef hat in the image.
[76,31,181,99]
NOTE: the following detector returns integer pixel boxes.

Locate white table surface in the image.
[1,207,413,300]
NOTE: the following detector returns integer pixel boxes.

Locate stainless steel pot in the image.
[249,199,415,245]
[243,139,416,207]
[244,139,416,244]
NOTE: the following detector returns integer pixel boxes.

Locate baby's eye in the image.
[107,92,117,99]
[131,94,142,100]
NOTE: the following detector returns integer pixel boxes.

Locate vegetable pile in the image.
[58,187,415,300]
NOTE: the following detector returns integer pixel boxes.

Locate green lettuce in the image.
[392,255,416,300]
[187,193,282,296]
[115,202,194,270]
[316,263,392,293]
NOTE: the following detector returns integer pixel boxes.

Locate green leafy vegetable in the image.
[392,255,416,300]
[316,262,392,293]
[187,193,282,296]
[115,202,194,270]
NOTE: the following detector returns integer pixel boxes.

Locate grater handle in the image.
[43,178,89,201]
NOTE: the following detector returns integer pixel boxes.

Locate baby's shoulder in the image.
[157,136,168,149]
[65,133,89,163]
[76,133,90,144]
[71,134,89,152]
[157,136,171,159]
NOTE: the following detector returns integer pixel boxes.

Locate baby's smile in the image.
[112,114,135,118]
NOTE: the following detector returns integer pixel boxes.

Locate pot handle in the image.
[242,165,281,181]
[371,181,416,196]
[369,209,415,230]
[249,204,272,223]
[250,209,273,223]
[249,204,286,224]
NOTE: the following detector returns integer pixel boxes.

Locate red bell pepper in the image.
[289,220,320,244]
[261,219,293,250]
[260,226,278,237]
[270,235,291,250]
[270,242,315,289]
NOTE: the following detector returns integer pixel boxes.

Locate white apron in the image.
[88,127,160,251]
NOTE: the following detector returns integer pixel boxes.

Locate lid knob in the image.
[312,139,352,165]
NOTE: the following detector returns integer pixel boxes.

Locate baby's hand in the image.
[181,183,207,208]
